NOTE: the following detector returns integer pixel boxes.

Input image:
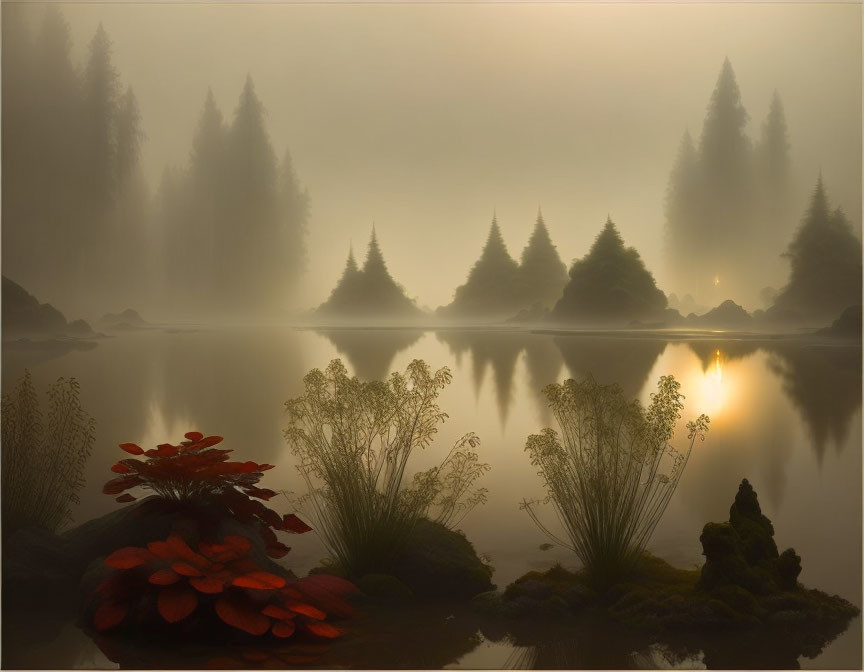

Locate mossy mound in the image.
[494,480,857,639]
[392,519,494,600]
[310,518,494,602]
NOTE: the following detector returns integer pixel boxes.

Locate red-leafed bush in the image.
[104,432,311,557]
[92,532,357,641]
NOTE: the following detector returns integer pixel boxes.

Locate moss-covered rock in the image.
[391,518,494,600]
[698,479,795,595]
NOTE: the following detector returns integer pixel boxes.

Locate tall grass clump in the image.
[284,359,489,579]
[522,374,709,590]
[2,370,96,538]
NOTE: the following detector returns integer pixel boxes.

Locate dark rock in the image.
[728,478,778,566]
[392,518,494,600]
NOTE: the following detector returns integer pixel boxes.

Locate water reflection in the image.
[436,330,526,423]
[316,328,423,381]
[765,343,862,464]
[555,335,668,399]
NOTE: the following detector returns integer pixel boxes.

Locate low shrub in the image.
[104,432,310,558]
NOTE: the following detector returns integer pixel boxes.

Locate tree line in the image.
[2,5,308,320]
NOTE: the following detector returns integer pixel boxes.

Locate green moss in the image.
[393,519,494,600]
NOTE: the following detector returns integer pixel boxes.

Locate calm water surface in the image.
[3,326,861,669]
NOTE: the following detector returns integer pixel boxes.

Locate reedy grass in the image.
[284,359,489,579]
[522,375,708,590]
[2,370,96,538]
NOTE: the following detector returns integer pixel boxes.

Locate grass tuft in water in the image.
[284,358,489,579]
[2,370,95,537]
[522,374,708,590]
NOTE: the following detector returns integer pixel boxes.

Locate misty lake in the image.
[2,326,861,669]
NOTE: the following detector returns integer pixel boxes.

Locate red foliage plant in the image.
[104,432,311,558]
[93,532,357,641]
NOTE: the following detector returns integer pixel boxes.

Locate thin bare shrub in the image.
[284,359,489,578]
[2,370,96,537]
[522,374,709,589]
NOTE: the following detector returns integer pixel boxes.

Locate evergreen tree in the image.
[441,215,521,319]
[318,247,362,315]
[316,230,421,320]
[81,24,120,210]
[552,218,667,324]
[115,87,143,186]
[769,177,862,323]
[279,149,310,291]
[664,130,702,292]
[516,209,568,309]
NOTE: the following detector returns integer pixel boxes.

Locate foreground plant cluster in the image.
[1,361,858,669]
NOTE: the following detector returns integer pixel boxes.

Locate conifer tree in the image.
[769,177,862,323]
[316,229,421,320]
[318,247,362,315]
[442,215,521,319]
[517,209,568,309]
[552,218,667,324]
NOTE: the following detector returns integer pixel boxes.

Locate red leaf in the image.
[145,444,179,458]
[104,546,154,569]
[199,435,224,448]
[149,569,181,586]
[283,600,326,620]
[266,543,291,559]
[305,622,344,639]
[299,574,358,598]
[103,475,142,495]
[243,487,277,501]
[157,586,198,623]
[232,571,286,590]
[282,514,312,534]
[280,586,305,601]
[94,601,129,631]
[271,620,296,638]
[166,534,211,569]
[296,581,355,618]
[171,561,203,577]
[215,597,270,636]
[224,535,253,555]
[241,650,270,662]
[110,462,134,474]
[199,543,237,564]
[119,442,144,455]
[147,540,175,560]
[189,576,225,594]
[261,604,296,620]
[259,464,275,471]
[185,431,204,441]
[115,494,136,503]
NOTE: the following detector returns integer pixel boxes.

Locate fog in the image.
[4,1,861,320]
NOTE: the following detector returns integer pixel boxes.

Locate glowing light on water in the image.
[713,275,720,287]
[700,348,726,415]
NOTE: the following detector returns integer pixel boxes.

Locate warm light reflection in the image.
[699,348,726,416]
[713,275,720,287]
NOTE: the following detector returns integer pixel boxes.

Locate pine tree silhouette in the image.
[440,214,521,319]
[768,177,862,323]
[317,229,421,320]
[552,218,667,324]
[516,208,568,309]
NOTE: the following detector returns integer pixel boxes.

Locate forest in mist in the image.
[1,2,861,326]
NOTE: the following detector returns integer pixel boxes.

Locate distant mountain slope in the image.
[2,276,93,339]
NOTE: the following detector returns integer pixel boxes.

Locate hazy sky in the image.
[53,0,862,310]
